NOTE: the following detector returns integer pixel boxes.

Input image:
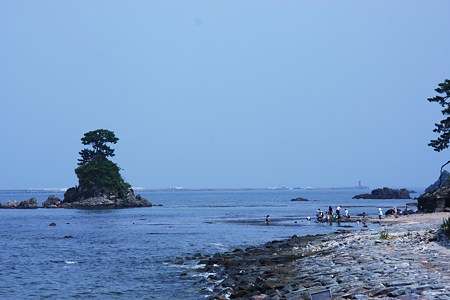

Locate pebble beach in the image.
[194,212,450,299]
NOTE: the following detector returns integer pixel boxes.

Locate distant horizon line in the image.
[0,185,384,193]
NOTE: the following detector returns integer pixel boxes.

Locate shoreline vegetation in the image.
[183,213,450,300]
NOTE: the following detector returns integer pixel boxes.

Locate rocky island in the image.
[61,129,151,209]
[353,187,412,199]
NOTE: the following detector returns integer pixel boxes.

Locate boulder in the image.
[418,171,450,212]
[418,185,450,213]
[385,208,403,216]
[353,187,412,199]
[17,198,39,208]
[42,195,62,208]
[1,200,19,208]
[0,198,38,209]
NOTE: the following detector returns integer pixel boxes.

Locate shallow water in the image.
[0,188,421,299]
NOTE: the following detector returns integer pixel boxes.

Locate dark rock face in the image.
[425,170,450,193]
[353,187,412,199]
[42,195,62,208]
[290,197,308,201]
[418,171,450,213]
[0,198,38,209]
[62,188,151,209]
[418,185,450,213]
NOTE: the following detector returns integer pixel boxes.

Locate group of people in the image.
[265,207,390,225]
[316,205,350,222]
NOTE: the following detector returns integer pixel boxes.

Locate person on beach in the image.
[344,208,349,219]
[316,209,322,221]
[265,215,270,225]
[336,205,341,219]
[378,208,383,220]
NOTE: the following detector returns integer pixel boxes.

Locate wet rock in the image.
[42,195,62,208]
[1,198,38,209]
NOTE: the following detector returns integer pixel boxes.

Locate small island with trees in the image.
[62,129,151,209]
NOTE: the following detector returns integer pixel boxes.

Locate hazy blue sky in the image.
[1,1,450,189]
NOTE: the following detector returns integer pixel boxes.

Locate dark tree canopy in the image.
[75,156,131,198]
[428,79,450,152]
[78,129,119,165]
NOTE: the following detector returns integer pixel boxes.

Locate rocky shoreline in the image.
[187,213,450,299]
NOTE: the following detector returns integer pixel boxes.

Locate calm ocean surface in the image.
[0,188,422,299]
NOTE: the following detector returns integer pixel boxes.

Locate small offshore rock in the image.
[1,198,38,209]
[48,222,57,227]
[42,195,62,208]
[290,197,308,202]
[353,187,412,199]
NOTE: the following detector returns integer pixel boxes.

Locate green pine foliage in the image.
[428,79,450,152]
[75,156,131,196]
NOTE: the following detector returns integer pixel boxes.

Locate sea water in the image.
[0,188,422,299]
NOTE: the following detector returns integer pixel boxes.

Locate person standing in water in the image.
[265,215,270,225]
[316,209,322,221]
[378,208,383,221]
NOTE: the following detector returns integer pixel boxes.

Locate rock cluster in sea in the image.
[185,219,450,299]
[290,197,309,202]
[0,193,151,209]
[42,195,62,208]
[0,198,38,209]
[353,187,412,199]
[61,191,151,209]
